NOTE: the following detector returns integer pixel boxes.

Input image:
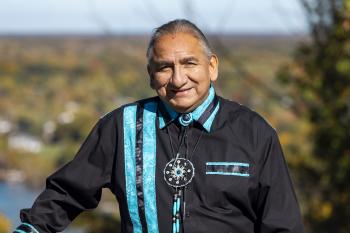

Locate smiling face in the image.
[147,32,218,113]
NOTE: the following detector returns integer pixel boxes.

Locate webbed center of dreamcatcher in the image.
[164,158,195,188]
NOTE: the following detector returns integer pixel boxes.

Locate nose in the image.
[170,65,187,88]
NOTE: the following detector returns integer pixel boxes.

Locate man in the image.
[14,19,304,233]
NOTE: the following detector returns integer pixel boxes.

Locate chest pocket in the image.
[203,161,251,210]
[205,162,250,176]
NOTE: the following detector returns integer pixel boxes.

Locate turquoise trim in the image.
[142,102,159,233]
[159,115,166,128]
[202,101,220,131]
[206,162,250,167]
[176,219,180,232]
[206,171,250,177]
[14,230,26,233]
[163,102,178,120]
[192,86,215,121]
[123,105,142,233]
[22,223,39,233]
[158,101,178,128]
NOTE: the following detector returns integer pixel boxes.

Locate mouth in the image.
[170,88,192,97]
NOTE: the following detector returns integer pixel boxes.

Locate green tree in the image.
[278,0,350,232]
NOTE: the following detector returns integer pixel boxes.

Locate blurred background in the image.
[0,0,349,232]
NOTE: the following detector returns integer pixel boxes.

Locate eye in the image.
[159,66,170,72]
[185,61,197,67]
[156,64,172,72]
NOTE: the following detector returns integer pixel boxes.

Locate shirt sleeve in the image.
[256,130,304,233]
[14,116,117,233]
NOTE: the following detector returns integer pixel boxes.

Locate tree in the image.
[278,0,350,232]
[0,213,11,233]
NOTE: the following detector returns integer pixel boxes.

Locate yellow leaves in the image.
[0,76,16,89]
[319,202,333,220]
[0,213,11,233]
[0,62,19,74]
[310,199,333,221]
[345,0,350,12]
[115,69,139,89]
[336,58,350,75]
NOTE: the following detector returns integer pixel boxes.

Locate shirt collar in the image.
[158,85,220,132]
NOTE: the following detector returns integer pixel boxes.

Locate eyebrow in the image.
[180,56,199,63]
[152,56,199,64]
[152,61,173,68]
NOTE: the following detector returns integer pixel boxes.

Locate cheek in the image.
[150,78,158,89]
[193,70,211,87]
[151,72,171,88]
[151,78,167,95]
[150,76,164,90]
[190,66,210,81]
[156,87,167,99]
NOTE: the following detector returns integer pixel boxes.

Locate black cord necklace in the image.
[163,114,204,233]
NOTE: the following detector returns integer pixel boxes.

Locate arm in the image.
[256,131,304,233]
[14,115,117,233]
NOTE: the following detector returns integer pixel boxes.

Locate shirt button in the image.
[185,212,190,217]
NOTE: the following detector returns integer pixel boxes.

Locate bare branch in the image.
[86,0,114,35]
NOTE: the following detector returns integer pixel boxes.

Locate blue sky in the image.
[0,0,307,34]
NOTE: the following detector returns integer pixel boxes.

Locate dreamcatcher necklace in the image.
[163,113,204,233]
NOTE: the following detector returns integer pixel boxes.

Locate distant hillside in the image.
[0,34,308,186]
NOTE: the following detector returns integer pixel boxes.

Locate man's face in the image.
[148,32,218,113]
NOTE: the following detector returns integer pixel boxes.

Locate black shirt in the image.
[16,88,304,233]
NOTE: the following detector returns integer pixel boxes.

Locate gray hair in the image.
[146,19,213,64]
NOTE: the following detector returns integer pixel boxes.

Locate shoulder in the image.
[98,96,159,126]
[218,97,276,146]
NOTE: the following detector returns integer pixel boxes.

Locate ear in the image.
[208,54,219,82]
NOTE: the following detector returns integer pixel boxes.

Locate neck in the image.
[163,86,214,114]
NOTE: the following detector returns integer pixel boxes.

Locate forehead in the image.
[152,32,205,60]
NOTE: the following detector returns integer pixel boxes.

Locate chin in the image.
[170,102,195,113]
